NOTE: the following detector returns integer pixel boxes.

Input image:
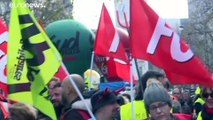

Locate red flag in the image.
[130,0,213,86]
[107,58,130,81]
[54,65,67,81]
[0,18,8,95]
[94,4,128,62]
[107,58,138,83]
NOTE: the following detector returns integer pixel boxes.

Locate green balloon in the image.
[46,19,95,75]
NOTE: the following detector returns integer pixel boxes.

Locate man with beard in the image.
[91,88,120,120]
[50,82,64,119]
[48,77,60,97]
[60,74,91,120]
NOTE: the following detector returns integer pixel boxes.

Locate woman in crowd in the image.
[196,86,213,120]
[143,79,192,120]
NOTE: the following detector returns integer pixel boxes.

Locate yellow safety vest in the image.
[195,98,205,106]
[197,112,202,120]
[195,87,201,95]
[120,100,148,120]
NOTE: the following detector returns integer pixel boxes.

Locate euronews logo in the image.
[10,2,45,9]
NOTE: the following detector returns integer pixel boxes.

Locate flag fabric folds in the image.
[94,55,138,83]
[130,0,213,86]
[8,0,62,119]
[94,3,128,62]
[107,58,138,83]
[107,58,130,82]
[0,18,8,96]
[94,3,141,83]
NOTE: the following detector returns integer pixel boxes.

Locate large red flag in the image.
[0,18,8,95]
[130,0,213,86]
[94,3,128,62]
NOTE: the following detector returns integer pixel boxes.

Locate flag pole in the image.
[89,51,95,89]
[130,56,135,120]
[123,1,135,119]
[61,63,96,120]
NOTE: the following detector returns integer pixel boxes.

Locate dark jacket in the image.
[60,98,91,120]
[0,107,4,120]
[197,104,213,120]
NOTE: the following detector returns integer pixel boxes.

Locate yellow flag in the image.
[8,0,61,119]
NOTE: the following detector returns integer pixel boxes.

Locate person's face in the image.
[172,88,181,100]
[48,80,58,95]
[202,87,213,108]
[149,102,171,120]
[182,90,190,101]
[51,87,63,107]
[99,101,120,119]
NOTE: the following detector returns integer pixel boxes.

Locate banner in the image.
[8,0,62,119]
[130,0,213,86]
[0,18,8,96]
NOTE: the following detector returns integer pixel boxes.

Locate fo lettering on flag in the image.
[130,0,213,86]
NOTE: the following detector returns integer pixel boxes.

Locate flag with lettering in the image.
[94,3,128,62]
[0,18,8,96]
[130,0,213,86]
[8,0,62,119]
[38,19,67,81]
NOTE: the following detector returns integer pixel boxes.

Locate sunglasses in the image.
[202,92,213,98]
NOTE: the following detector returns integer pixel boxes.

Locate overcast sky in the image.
[73,0,188,29]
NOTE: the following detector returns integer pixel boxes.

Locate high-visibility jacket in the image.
[0,101,10,119]
[195,87,201,95]
[195,98,205,105]
[197,112,202,120]
[120,100,148,120]
[197,110,213,120]
[194,97,205,115]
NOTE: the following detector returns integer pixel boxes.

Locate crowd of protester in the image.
[0,70,213,120]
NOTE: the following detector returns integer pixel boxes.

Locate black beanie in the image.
[91,88,119,114]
